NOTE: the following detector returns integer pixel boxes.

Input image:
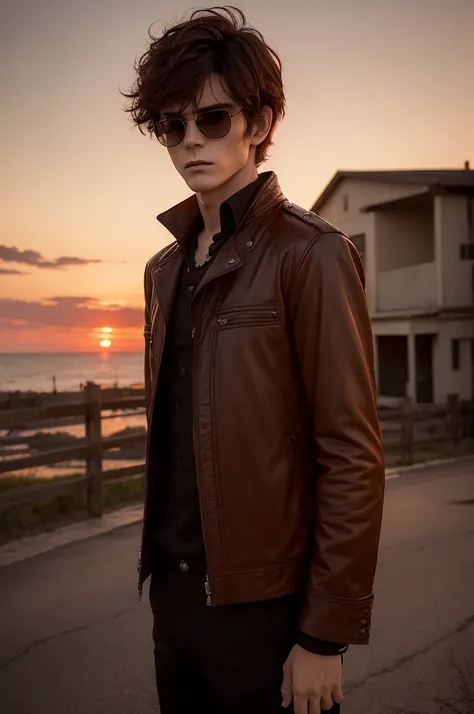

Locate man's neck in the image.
[196,164,259,243]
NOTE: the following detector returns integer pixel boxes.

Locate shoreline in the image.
[0,385,145,411]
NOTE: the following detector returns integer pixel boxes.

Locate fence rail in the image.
[0,385,472,518]
[0,383,147,518]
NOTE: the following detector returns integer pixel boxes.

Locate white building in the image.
[311,167,474,405]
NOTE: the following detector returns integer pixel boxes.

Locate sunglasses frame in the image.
[148,107,243,147]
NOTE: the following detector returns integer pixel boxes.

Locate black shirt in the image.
[149,174,268,561]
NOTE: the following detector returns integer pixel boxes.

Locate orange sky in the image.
[1,0,473,352]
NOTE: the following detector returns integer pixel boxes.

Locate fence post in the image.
[84,382,103,517]
[446,394,460,454]
[400,397,414,465]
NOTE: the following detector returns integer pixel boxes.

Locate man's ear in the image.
[250,105,273,147]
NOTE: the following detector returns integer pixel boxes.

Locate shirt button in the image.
[180,561,189,573]
[188,285,194,292]
[360,628,367,636]
[178,366,187,378]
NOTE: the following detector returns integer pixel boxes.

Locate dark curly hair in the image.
[121,6,285,165]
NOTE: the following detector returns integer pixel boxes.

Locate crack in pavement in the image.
[0,607,134,672]
[345,615,474,693]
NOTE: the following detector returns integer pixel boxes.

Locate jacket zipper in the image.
[137,255,174,601]
[138,321,163,601]
[215,308,280,328]
[192,299,213,606]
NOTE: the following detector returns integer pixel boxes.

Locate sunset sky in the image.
[1,0,473,353]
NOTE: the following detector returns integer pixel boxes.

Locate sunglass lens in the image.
[196,110,231,139]
[156,119,185,147]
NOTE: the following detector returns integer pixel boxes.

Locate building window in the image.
[451,339,460,371]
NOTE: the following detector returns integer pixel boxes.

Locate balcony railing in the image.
[377,261,438,312]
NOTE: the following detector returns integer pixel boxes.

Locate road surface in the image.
[1,458,473,713]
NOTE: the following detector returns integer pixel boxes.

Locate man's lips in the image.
[185,161,213,169]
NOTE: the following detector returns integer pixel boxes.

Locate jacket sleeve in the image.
[143,263,152,422]
[287,230,385,645]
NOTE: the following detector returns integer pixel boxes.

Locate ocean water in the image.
[0,352,144,393]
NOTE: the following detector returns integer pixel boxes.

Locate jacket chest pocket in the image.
[215,306,283,329]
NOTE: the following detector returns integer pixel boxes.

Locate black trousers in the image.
[149,556,341,714]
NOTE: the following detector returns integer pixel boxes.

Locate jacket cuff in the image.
[299,589,374,644]
[297,631,348,656]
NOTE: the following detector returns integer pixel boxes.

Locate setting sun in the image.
[101,327,113,334]
[100,339,112,349]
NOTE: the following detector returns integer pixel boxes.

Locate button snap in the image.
[360,628,367,636]
[228,258,236,265]
[180,561,189,573]
[360,619,368,626]
[246,241,253,248]
[217,317,228,325]
[272,310,278,317]
[188,285,195,292]
[303,212,313,219]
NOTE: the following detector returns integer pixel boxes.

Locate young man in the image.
[123,7,385,714]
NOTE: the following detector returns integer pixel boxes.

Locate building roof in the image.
[311,169,474,213]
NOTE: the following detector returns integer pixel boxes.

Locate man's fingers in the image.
[332,684,344,704]
[281,661,293,708]
[320,691,334,710]
[294,693,310,714]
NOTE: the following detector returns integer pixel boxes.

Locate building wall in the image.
[435,194,473,307]
[315,178,429,316]
[372,318,473,404]
[375,206,434,271]
[313,178,427,226]
[315,177,474,405]
[429,320,473,403]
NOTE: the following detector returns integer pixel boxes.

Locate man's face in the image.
[160,74,256,195]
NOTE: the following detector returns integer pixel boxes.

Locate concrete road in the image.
[1,458,473,714]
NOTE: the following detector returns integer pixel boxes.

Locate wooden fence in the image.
[0,386,472,519]
[0,383,147,518]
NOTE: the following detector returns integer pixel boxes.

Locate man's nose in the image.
[183,119,205,148]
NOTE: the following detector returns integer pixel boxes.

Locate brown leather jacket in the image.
[139,173,385,645]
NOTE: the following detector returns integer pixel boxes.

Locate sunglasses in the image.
[149,107,243,148]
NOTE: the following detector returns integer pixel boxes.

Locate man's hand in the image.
[281,644,343,713]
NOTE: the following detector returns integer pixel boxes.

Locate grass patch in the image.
[385,436,474,468]
[0,474,144,546]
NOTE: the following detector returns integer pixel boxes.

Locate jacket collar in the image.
[156,171,284,251]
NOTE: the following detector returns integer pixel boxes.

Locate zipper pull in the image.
[205,574,212,606]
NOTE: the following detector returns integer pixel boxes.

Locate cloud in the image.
[0,268,28,275]
[0,296,142,329]
[0,245,101,270]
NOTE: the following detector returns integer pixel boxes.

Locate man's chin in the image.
[182,173,223,194]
